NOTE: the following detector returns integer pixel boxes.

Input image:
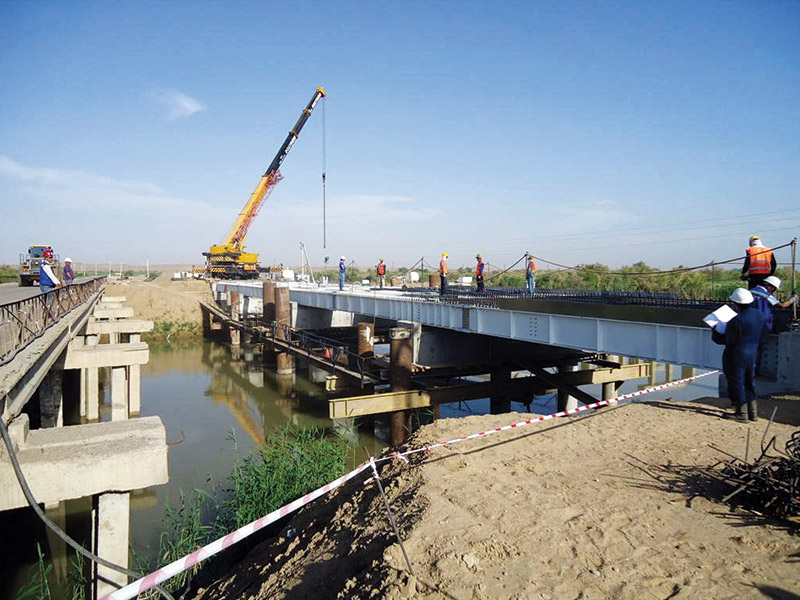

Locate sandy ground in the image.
[105,273,211,326]
[190,398,800,600]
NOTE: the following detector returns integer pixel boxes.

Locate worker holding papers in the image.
[706,288,768,422]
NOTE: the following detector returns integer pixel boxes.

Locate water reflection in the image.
[131,339,383,566]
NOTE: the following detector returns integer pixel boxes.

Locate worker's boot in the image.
[747,400,758,422]
[727,403,747,422]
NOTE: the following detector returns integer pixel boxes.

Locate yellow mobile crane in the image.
[204,87,326,278]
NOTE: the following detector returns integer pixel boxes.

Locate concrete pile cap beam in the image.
[0,416,168,511]
[101,296,126,303]
[93,307,135,319]
[60,342,150,369]
[85,319,154,335]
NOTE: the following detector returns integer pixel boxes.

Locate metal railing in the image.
[265,321,371,385]
[400,285,723,311]
[0,278,106,366]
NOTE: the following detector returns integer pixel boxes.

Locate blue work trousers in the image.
[440,275,447,295]
[339,272,345,290]
[724,354,757,407]
[526,274,536,293]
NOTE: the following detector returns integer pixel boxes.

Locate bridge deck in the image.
[216,282,723,370]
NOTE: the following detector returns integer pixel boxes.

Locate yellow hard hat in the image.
[476,254,482,259]
[749,234,760,242]
[443,252,448,258]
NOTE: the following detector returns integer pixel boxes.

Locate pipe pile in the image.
[712,429,800,523]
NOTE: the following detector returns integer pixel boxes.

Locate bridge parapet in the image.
[0,278,106,367]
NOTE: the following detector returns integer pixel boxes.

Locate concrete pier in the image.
[389,327,413,446]
[490,369,511,414]
[557,364,579,411]
[229,291,241,347]
[275,287,294,375]
[95,492,131,598]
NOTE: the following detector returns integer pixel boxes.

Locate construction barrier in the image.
[102,368,719,600]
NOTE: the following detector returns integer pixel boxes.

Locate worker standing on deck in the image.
[526,253,536,293]
[751,276,798,374]
[62,257,74,285]
[38,249,61,293]
[711,288,767,422]
[751,276,798,333]
[439,253,449,296]
[475,254,485,292]
[376,258,386,289]
[741,235,776,289]
[338,256,346,291]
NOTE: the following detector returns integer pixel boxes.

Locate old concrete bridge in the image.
[0,279,167,598]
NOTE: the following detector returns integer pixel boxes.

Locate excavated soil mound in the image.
[105,273,211,328]
[190,399,800,600]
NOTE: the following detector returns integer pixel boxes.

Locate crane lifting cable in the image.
[204,87,326,279]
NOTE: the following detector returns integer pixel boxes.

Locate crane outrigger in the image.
[204,87,326,278]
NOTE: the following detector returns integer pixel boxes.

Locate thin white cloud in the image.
[0,155,164,200]
[150,90,206,120]
[0,156,229,263]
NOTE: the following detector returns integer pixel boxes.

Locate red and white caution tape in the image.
[380,369,720,463]
[102,463,372,600]
[104,368,717,599]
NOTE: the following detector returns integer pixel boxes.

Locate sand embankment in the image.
[105,273,212,336]
[190,398,800,600]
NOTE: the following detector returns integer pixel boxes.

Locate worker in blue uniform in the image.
[338,256,346,291]
[711,288,768,422]
[750,275,798,374]
[38,250,61,293]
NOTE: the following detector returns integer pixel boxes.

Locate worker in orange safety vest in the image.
[526,253,536,293]
[376,258,386,289]
[475,254,485,292]
[741,235,776,289]
[439,253,448,296]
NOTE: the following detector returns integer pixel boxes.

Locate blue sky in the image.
[1,1,798,271]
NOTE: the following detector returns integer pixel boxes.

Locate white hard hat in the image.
[763,275,781,289]
[340,256,345,260]
[729,288,754,304]
[64,257,72,262]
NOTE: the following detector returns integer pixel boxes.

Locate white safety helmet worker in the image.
[729,288,754,304]
[763,276,781,290]
[64,257,72,263]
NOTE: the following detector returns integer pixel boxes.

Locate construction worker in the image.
[741,235,776,289]
[38,249,61,293]
[439,253,448,296]
[526,253,536,293]
[62,257,74,285]
[751,275,798,374]
[711,288,767,422]
[338,256,346,291]
[376,258,386,289]
[751,276,798,333]
[475,254,485,292]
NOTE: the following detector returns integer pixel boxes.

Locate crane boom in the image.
[204,87,326,279]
